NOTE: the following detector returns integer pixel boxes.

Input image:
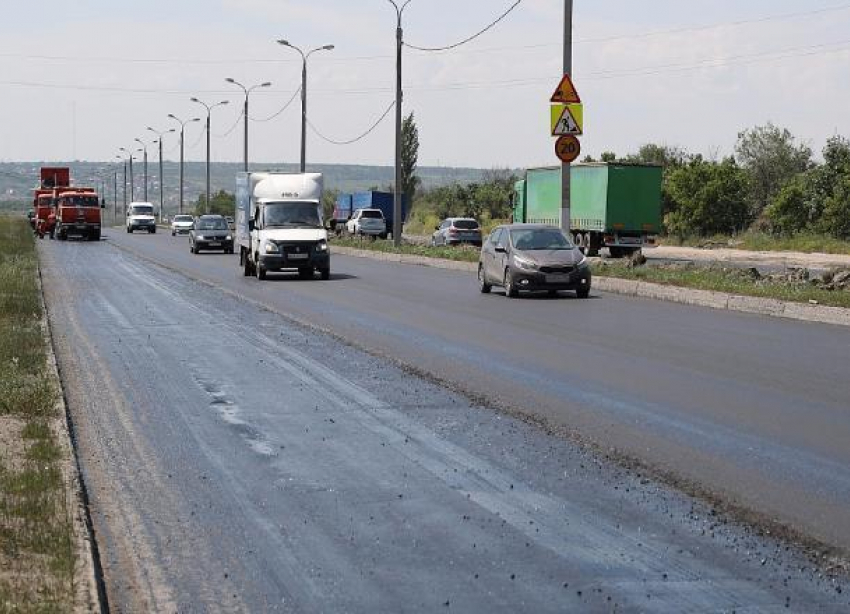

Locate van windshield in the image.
[263,202,322,228]
[131,206,154,216]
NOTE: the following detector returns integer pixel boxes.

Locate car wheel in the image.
[190,243,195,254]
[255,256,266,280]
[319,268,330,280]
[172,231,176,236]
[150,227,156,234]
[576,285,590,299]
[127,227,132,233]
[504,269,518,298]
[478,264,491,294]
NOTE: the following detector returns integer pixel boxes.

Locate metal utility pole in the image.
[387,1,411,246]
[120,147,137,201]
[277,40,334,173]
[191,97,230,214]
[225,78,272,172]
[168,114,200,215]
[135,137,153,202]
[113,169,118,222]
[148,126,176,222]
[561,0,573,237]
[116,155,128,211]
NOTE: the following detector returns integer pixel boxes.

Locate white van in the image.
[126,202,157,234]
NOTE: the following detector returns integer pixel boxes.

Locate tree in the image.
[764,177,810,235]
[665,156,751,237]
[401,112,420,208]
[193,190,235,217]
[627,143,690,168]
[600,151,617,163]
[735,123,812,216]
[322,188,340,224]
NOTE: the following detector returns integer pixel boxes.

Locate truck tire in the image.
[255,256,266,280]
[150,227,156,234]
[127,226,132,233]
[609,246,624,258]
[241,249,252,276]
[90,229,101,242]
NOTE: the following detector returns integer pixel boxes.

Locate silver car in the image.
[431,217,482,246]
[171,214,194,236]
[478,224,591,298]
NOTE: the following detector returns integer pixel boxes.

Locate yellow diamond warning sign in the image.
[550,103,583,136]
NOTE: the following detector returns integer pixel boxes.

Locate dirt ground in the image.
[648,245,850,271]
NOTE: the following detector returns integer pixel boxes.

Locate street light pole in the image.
[191,97,230,214]
[167,114,201,215]
[277,40,334,173]
[561,0,573,237]
[387,1,412,246]
[148,126,176,222]
[120,147,136,201]
[134,137,153,202]
[225,79,272,172]
[115,155,127,211]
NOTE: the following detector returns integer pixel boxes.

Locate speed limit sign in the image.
[555,135,581,163]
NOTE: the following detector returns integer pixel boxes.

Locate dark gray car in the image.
[478,224,591,298]
[190,215,234,254]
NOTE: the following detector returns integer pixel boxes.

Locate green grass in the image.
[0,215,76,612]
[595,261,850,309]
[661,230,850,256]
[331,236,850,309]
[332,236,481,263]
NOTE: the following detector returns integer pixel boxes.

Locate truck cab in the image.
[236,172,330,280]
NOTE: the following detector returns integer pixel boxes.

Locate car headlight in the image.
[513,255,538,271]
[225,235,232,241]
[196,235,204,240]
[264,242,279,254]
[316,240,328,252]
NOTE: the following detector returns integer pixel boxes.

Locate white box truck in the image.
[236,172,330,280]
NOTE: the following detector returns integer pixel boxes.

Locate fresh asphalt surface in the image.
[39,230,849,612]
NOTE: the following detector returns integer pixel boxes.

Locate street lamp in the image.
[225,78,272,172]
[134,137,155,202]
[276,40,334,173]
[147,126,176,222]
[386,0,413,246]
[118,146,139,201]
[190,97,230,213]
[167,114,201,214]
[115,154,128,212]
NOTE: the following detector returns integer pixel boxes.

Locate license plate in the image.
[208,242,220,247]
[289,253,308,260]
[546,274,571,283]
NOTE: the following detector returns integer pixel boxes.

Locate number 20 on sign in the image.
[555,135,581,163]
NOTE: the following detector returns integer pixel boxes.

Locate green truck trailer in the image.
[512,163,663,257]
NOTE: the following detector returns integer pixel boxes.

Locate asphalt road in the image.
[39,231,850,612]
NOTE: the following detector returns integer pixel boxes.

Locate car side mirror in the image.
[495,246,507,254]
[101,200,106,209]
[248,219,255,231]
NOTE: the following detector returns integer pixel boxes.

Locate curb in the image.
[36,255,107,613]
[332,245,850,328]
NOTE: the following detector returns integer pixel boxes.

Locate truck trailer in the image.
[332,191,407,239]
[236,172,330,280]
[513,164,662,257]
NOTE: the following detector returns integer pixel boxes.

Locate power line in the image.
[212,110,245,138]
[306,101,395,146]
[405,0,524,52]
[249,87,301,123]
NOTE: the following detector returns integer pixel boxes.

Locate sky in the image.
[0,0,848,169]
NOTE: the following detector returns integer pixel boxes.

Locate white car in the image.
[346,208,386,237]
[171,214,194,236]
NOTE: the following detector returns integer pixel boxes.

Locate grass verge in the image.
[331,237,850,309]
[0,215,76,612]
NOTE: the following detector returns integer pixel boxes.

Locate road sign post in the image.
[555,135,581,163]
[558,1,574,237]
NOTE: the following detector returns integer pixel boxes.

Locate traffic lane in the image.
[39,238,849,612]
[106,230,850,551]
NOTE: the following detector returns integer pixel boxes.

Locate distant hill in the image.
[0,162,512,214]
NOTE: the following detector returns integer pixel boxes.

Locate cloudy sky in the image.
[0,0,848,168]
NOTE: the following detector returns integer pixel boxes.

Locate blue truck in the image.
[332,191,407,239]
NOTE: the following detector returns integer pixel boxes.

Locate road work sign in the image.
[550,74,581,103]
[555,135,581,163]
[551,103,583,136]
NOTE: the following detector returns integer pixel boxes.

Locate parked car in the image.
[431,217,482,246]
[190,215,234,254]
[478,224,591,298]
[346,208,386,237]
[171,214,195,236]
